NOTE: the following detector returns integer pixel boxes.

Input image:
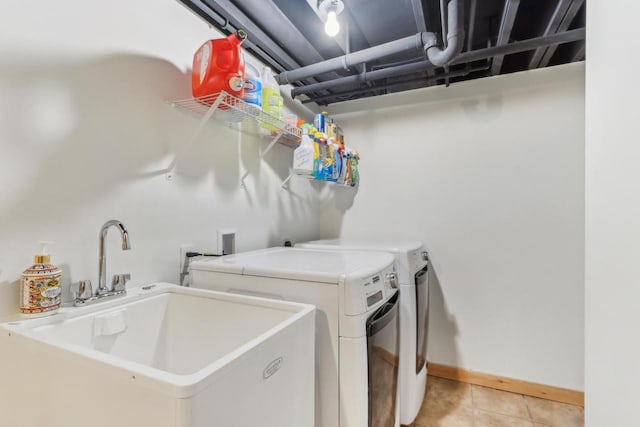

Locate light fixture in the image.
[319,0,344,37]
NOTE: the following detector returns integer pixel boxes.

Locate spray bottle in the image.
[293,124,316,177]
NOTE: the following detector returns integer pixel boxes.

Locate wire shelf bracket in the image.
[165,91,301,181]
[240,132,284,187]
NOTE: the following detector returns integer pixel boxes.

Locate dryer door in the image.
[366,291,400,427]
[415,265,429,373]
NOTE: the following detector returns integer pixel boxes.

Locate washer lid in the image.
[296,238,424,254]
[190,247,395,284]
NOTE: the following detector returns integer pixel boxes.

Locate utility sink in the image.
[0,283,315,427]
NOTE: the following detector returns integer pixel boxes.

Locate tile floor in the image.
[407,376,584,427]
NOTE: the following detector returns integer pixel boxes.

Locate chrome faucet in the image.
[98,219,131,295]
[71,219,131,306]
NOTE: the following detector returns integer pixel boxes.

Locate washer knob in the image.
[421,251,429,261]
[386,272,398,289]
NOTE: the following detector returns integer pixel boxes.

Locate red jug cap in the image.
[235,29,247,41]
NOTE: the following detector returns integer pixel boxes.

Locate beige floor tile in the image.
[471,385,530,419]
[424,376,473,407]
[525,396,584,427]
[474,409,534,427]
[414,398,475,427]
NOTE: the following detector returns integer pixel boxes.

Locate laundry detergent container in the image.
[192,29,247,99]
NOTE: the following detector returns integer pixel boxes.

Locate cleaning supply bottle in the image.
[322,134,336,181]
[344,149,354,186]
[337,146,349,184]
[242,61,262,109]
[261,66,284,131]
[330,138,342,182]
[314,113,326,134]
[313,131,324,180]
[293,124,316,177]
[311,130,321,179]
[326,137,338,182]
[192,29,247,99]
[350,151,360,187]
[316,134,329,180]
[20,241,62,317]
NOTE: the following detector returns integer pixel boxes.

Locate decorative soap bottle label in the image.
[20,241,62,316]
[20,264,62,315]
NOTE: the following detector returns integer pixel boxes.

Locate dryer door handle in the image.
[366,291,399,337]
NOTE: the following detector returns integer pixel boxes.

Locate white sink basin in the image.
[0,283,315,427]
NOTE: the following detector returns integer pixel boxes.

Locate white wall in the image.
[585,1,640,424]
[322,63,585,390]
[0,0,320,321]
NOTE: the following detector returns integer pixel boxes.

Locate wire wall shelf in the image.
[167,91,301,146]
[165,91,302,184]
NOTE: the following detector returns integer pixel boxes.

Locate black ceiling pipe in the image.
[305,63,490,105]
[291,27,585,99]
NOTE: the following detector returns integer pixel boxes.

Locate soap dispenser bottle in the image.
[20,241,62,317]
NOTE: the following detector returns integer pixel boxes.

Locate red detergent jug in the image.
[192,29,247,99]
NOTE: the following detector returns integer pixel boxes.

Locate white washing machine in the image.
[296,239,429,426]
[190,247,401,427]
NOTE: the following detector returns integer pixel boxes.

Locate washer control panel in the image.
[366,290,383,307]
[343,264,396,316]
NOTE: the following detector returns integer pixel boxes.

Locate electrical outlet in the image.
[217,229,237,255]
[179,244,195,277]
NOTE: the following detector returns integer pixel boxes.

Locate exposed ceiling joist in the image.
[306,63,490,104]
[233,0,337,73]
[178,0,587,105]
[530,0,584,68]
[302,28,585,102]
[538,0,584,67]
[491,0,521,75]
[188,0,300,71]
[572,43,585,61]
[467,0,477,52]
[272,0,347,56]
[529,0,572,68]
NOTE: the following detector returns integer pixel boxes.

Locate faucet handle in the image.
[71,280,93,300]
[112,274,131,292]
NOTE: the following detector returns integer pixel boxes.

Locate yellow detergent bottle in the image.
[261,66,283,131]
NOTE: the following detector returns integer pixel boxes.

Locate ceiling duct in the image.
[292,27,585,100]
[276,0,464,85]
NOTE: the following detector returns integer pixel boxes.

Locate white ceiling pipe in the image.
[423,0,465,67]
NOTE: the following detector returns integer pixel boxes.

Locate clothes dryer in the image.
[190,247,401,427]
[296,239,429,425]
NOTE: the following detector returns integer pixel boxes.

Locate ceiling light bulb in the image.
[325,10,340,37]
